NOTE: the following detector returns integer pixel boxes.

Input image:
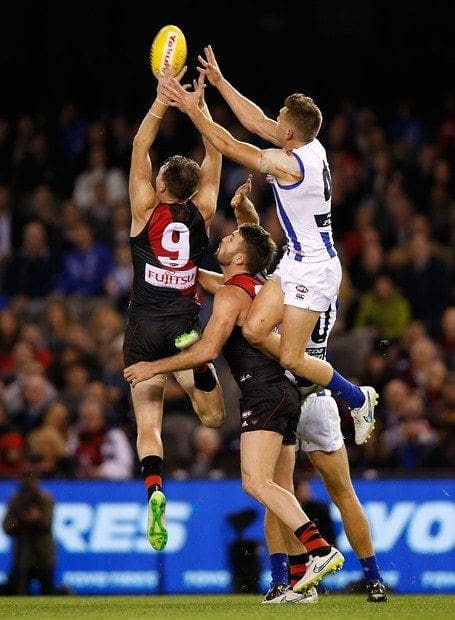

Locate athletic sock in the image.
[289,553,309,588]
[326,370,364,408]
[295,521,331,556]
[270,553,289,586]
[140,455,163,500]
[193,364,217,392]
[359,555,382,583]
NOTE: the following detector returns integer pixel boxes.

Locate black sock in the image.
[193,364,217,392]
[140,455,163,499]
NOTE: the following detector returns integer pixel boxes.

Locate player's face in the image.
[215,230,244,266]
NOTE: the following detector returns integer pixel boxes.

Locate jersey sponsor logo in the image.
[239,373,252,383]
[241,410,252,419]
[145,263,197,289]
[296,285,308,293]
[314,212,332,228]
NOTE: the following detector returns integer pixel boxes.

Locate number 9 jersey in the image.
[128,200,208,316]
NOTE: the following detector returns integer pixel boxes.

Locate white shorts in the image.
[297,391,344,453]
[274,253,342,312]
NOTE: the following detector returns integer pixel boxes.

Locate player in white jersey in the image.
[163,46,377,445]
[263,390,388,604]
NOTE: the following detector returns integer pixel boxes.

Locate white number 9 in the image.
[158,222,190,268]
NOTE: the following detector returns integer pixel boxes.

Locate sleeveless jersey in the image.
[222,273,286,388]
[129,201,208,316]
[270,138,337,262]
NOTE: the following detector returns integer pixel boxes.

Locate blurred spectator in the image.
[39,400,73,444]
[0,432,27,479]
[104,241,133,312]
[378,394,439,470]
[187,426,228,479]
[39,298,76,352]
[72,144,127,212]
[1,341,53,419]
[348,240,385,295]
[67,398,134,479]
[26,425,74,479]
[13,373,58,432]
[395,231,450,337]
[2,220,57,313]
[353,270,411,343]
[54,219,113,297]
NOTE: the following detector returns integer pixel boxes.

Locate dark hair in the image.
[284,93,322,141]
[162,155,200,201]
[238,223,277,275]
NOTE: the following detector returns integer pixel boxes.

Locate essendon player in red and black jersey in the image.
[123,71,225,552]
[124,179,344,586]
[129,199,208,316]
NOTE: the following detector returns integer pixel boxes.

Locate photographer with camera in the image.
[0,471,69,595]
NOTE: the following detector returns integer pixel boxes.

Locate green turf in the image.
[0,594,453,619]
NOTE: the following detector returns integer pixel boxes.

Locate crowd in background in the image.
[0,93,453,482]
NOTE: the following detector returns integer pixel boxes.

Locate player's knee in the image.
[242,321,262,347]
[199,409,226,429]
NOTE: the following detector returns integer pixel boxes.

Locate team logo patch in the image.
[296,285,308,293]
[241,410,252,419]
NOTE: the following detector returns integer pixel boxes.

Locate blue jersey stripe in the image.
[320,231,336,258]
[272,184,302,259]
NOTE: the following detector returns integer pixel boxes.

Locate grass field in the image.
[0,594,453,619]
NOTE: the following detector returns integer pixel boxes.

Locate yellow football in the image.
[150,25,187,79]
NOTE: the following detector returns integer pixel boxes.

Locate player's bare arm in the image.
[199,45,279,145]
[230,173,259,225]
[124,286,242,386]
[164,80,301,184]
[198,269,224,295]
[192,71,222,232]
[129,68,187,231]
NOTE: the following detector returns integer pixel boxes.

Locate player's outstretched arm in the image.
[199,45,278,145]
[163,78,264,172]
[129,67,187,226]
[193,71,222,233]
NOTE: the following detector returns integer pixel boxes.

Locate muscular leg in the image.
[243,278,334,385]
[308,446,374,558]
[243,277,375,441]
[130,375,166,459]
[240,430,312,532]
[131,375,168,551]
[175,366,226,428]
[265,443,306,556]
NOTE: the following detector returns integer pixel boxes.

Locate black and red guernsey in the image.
[129,201,208,316]
[222,273,285,388]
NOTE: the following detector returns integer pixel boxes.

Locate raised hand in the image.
[161,77,202,113]
[157,65,188,105]
[197,45,222,86]
[231,174,253,209]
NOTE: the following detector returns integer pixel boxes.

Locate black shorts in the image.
[238,378,300,445]
[123,313,201,366]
